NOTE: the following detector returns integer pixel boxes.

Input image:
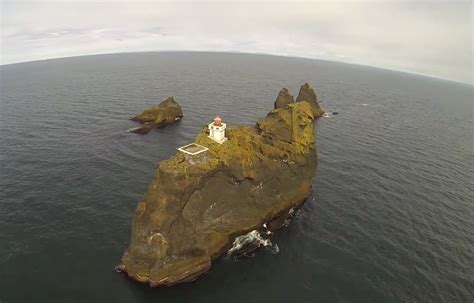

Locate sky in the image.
[1,0,472,84]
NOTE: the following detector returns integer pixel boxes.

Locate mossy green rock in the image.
[130,96,183,133]
[119,84,323,286]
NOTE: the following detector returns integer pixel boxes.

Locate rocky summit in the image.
[274,83,324,117]
[274,87,294,109]
[118,83,324,286]
[129,96,183,134]
[296,82,323,117]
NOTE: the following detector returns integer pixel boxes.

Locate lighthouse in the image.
[208,116,228,144]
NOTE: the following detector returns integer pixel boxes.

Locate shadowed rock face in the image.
[130,97,183,133]
[296,82,324,116]
[119,84,323,286]
[274,87,294,109]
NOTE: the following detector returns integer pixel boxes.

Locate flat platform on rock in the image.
[178,143,209,155]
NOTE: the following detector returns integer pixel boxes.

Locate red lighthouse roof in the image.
[213,116,222,126]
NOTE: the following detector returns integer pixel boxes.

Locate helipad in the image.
[178,143,209,155]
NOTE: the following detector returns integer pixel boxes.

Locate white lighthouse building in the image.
[208,116,228,144]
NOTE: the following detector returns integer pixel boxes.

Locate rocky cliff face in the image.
[274,83,324,117]
[130,97,183,134]
[118,84,324,286]
[296,82,323,116]
[274,87,294,109]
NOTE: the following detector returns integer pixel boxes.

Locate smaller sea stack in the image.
[296,82,323,116]
[130,97,183,134]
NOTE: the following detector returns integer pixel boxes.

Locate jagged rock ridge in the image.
[274,83,324,117]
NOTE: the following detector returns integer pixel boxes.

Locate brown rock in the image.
[274,87,294,109]
[296,82,324,117]
[130,96,183,131]
[119,84,324,286]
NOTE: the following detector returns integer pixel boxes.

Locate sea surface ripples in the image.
[0,52,472,303]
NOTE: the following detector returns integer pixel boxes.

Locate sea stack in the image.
[118,83,324,286]
[130,96,183,134]
[274,87,294,109]
[296,82,324,116]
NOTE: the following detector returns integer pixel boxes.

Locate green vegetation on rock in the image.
[130,96,183,134]
[118,83,324,286]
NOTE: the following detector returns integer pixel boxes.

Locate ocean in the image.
[0,52,472,302]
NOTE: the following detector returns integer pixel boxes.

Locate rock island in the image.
[129,96,183,134]
[118,83,324,286]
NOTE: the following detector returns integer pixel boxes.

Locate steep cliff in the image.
[296,82,324,116]
[274,87,295,109]
[274,83,324,116]
[118,84,323,286]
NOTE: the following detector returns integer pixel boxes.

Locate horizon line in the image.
[1,50,472,87]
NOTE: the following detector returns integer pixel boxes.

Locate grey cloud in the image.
[1,1,472,84]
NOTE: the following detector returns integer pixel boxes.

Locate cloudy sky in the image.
[1,0,472,84]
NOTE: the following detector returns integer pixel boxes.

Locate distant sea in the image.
[1,52,473,303]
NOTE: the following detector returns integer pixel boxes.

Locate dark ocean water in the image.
[0,52,473,303]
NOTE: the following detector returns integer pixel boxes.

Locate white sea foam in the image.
[227,230,265,255]
[266,243,280,254]
[283,207,297,227]
[126,127,141,133]
[227,229,277,257]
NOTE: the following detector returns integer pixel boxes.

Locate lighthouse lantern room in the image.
[208,116,228,144]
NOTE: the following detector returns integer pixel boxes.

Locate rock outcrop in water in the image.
[129,97,183,134]
[118,84,324,286]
